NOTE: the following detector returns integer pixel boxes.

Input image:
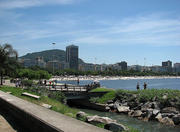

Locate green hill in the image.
[20,49,84,64]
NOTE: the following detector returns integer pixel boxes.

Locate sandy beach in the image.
[50,75,180,81]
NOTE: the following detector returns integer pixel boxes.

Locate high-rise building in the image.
[174,63,180,73]
[117,61,127,70]
[66,45,79,70]
[162,60,172,72]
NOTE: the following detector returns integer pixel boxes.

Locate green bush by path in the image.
[90,87,115,92]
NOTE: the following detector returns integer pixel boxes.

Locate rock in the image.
[133,103,143,110]
[117,106,130,113]
[107,100,114,104]
[128,110,134,117]
[146,109,153,119]
[172,114,180,125]
[161,107,179,114]
[41,103,52,109]
[132,110,142,117]
[159,117,175,126]
[105,106,111,111]
[141,102,152,111]
[114,101,120,109]
[122,102,128,106]
[86,115,116,124]
[162,95,168,100]
[76,111,88,119]
[152,109,160,116]
[155,113,163,122]
[127,102,138,109]
[152,102,160,110]
[104,123,128,132]
[161,113,175,118]
[108,103,114,108]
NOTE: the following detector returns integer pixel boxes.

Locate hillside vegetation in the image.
[20,49,84,64]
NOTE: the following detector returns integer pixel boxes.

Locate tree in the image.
[0,44,18,85]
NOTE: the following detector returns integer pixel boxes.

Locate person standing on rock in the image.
[143,82,147,90]
[136,82,140,90]
[77,78,80,85]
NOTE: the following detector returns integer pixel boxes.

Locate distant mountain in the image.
[20,49,84,64]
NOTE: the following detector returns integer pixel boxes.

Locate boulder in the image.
[172,114,180,125]
[159,117,175,126]
[108,103,115,108]
[141,102,152,111]
[76,111,88,119]
[162,95,168,100]
[107,100,114,104]
[151,102,160,110]
[86,115,116,124]
[105,106,111,111]
[133,103,143,110]
[152,109,160,116]
[128,110,134,117]
[41,103,52,109]
[155,113,163,122]
[132,110,142,117]
[161,113,175,118]
[161,107,179,114]
[117,106,130,113]
[104,123,128,132]
[146,109,153,119]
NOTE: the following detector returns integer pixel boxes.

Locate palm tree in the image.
[0,43,18,85]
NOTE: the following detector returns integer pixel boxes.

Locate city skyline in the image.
[0,0,180,65]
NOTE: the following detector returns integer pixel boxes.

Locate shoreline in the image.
[50,75,180,81]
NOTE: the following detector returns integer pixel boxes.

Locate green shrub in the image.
[48,91,66,103]
[22,80,34,87]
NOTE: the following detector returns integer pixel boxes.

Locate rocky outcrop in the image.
[76,111,88,119]
[116,106,130,113]
[105,95,180,127]
[104,123,128,132]
[161,107,179,114]
[76,112,129,131]
[86,115,116,124]
[159,117,175,126]
[172,114,180,125]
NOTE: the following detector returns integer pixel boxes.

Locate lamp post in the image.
[52,43,56,75]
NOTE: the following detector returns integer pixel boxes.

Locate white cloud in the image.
[0,0,80,9]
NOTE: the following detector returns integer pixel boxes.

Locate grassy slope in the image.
[0,86,78,118]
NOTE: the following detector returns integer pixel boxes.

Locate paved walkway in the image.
[0,91,109,132]
[3,80,15,87]
[0,115,16,132]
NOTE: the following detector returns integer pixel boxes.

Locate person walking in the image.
[143,82,147,90]
[77,78,80,85]
[136,82,140,90]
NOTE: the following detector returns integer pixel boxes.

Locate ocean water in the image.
[58,78,180,90]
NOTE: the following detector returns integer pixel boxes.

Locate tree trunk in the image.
[0,72,3,85]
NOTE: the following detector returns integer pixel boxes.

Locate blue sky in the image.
[0,0,180,65]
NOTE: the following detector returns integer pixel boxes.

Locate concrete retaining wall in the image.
[0,91,109,132]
